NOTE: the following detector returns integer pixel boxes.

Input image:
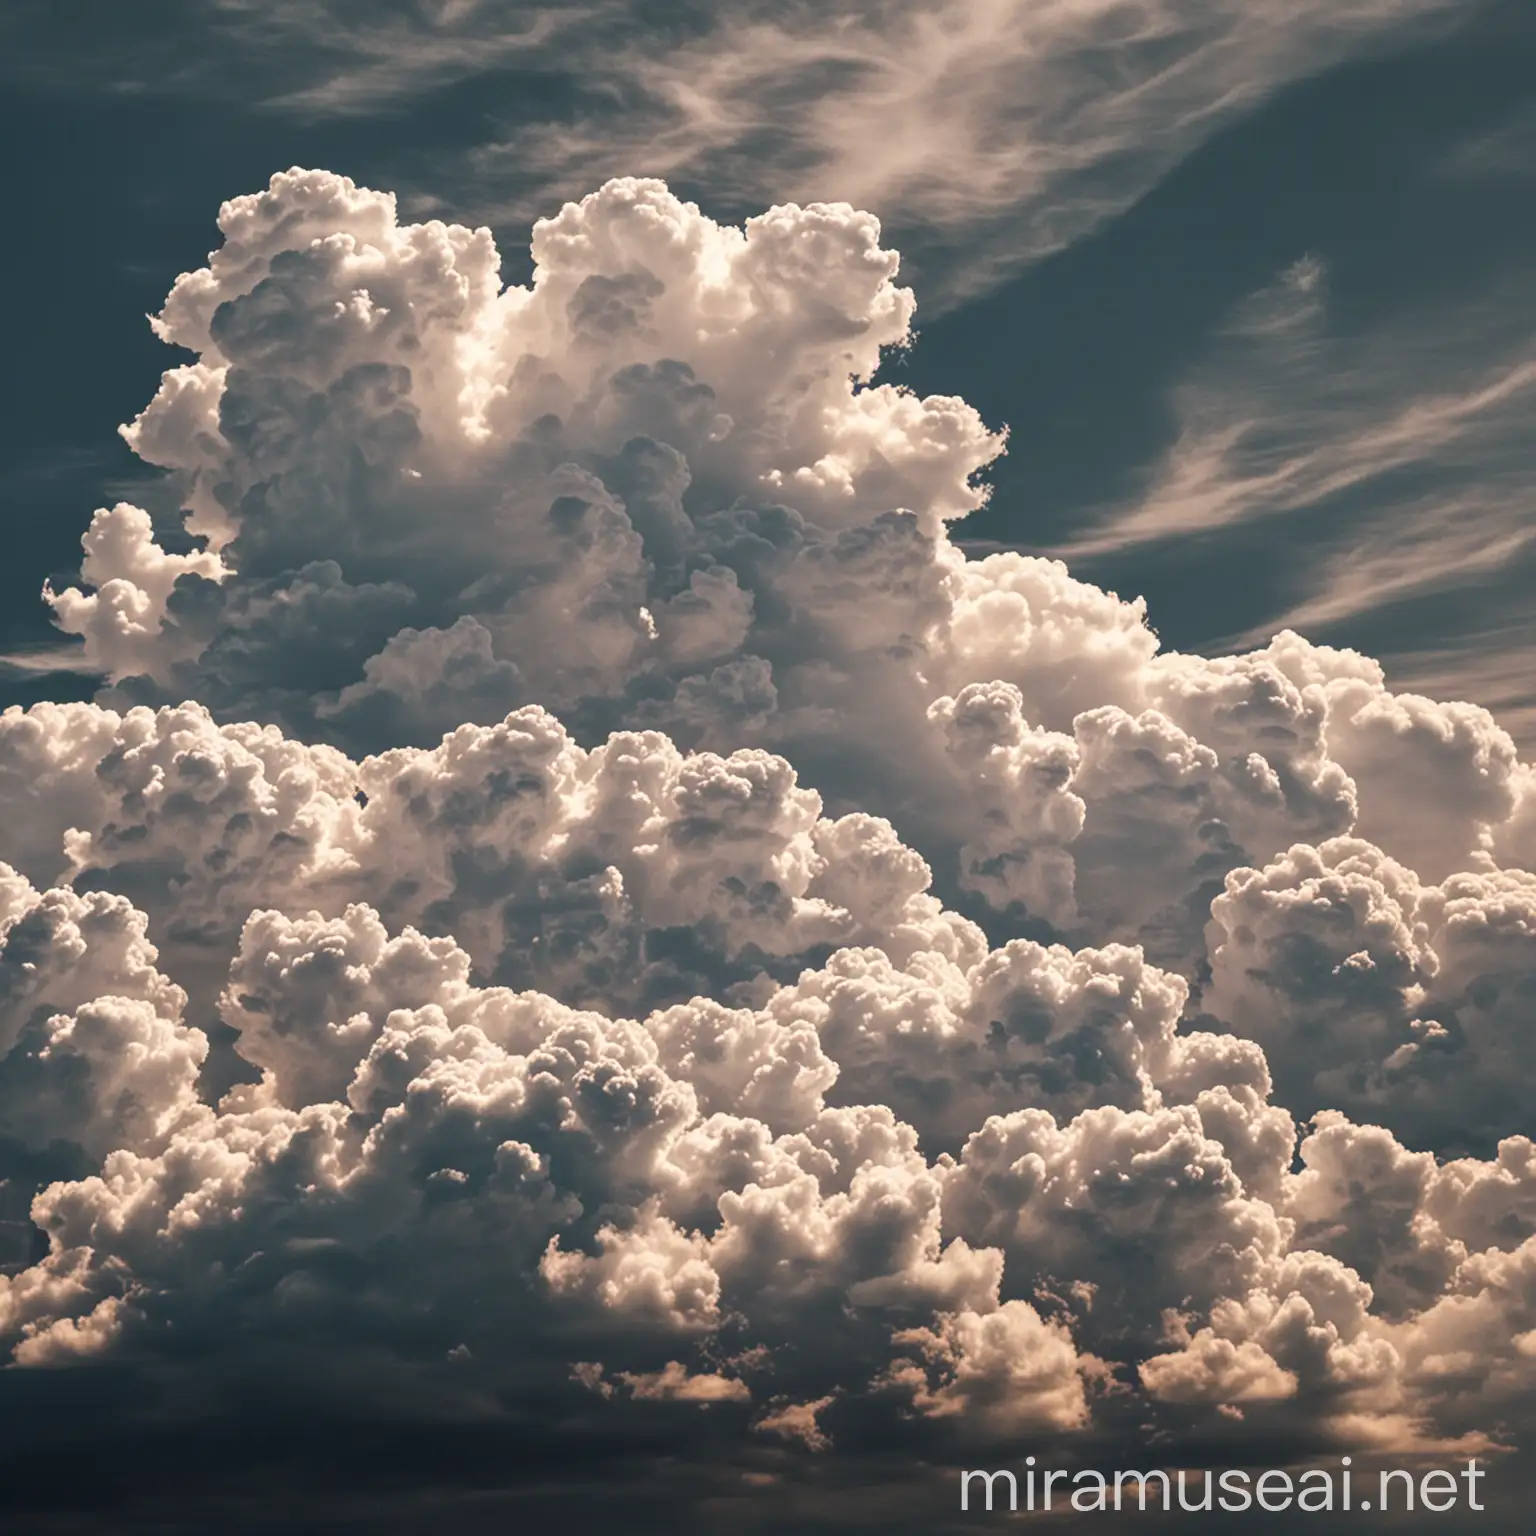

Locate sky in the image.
[0,2,1533,1532]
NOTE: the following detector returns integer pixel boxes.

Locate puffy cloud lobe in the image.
[645,996,835,1135]
[771,936,1196,1155]
[927,682,1083,924]
[42,504,226,680]
[0,874,1289,1441]
[1284,1113,1463,1317]
[754,1394,836,1450]
[933,550,1157,730]
[319,616,527,745]
[1283,1116,1536,1317]
[1066,705,1230,959]
[1202,838,1536,1149]
[0,871,185,1056]
[0,902,1034,1409]
[1139,1250,1399,1415]
[0,700,982,1016]
[941,1103,1289,1334]
[1426,1137,1536,1256]
[1,725,1531,1459]
[46,172,1001,765]
[0,996,206,1166]
[221,904,474,1108]
[1395,1236,1536,1434]
[616,1360,751,1403]
[0,869,203,1162]
[884,1299,1093,1432]
[1320,679,1520,883]
[1201,837,1436,1122]
[1415,867,1536,1142]
[0,700,362,934]
[1141,1122,1536,1440]
[346,709,908,1006]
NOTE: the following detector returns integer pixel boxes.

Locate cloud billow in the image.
[3,168,1534,1524]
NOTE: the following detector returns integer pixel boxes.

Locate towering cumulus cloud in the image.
[3,170,1533,1525]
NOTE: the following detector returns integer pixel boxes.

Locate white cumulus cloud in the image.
[1,168,1533,1505]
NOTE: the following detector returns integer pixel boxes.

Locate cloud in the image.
[1056,260,1536,561]
[2,0,1479,308]
[0,868,204,1162]
[0,1,602,114]
[753,1392,836,1450]
[884,1298,1093,1432]
[59,169,1519,982]
[1389,629,1536,744]
[1200,838,1536,1150]
[1433,100,1536,180]
[3,167,1536,1525]
[453,0,1480,306]
[617,1359,752,1403]
[1051,255,1536,753]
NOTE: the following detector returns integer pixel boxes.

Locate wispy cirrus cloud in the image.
[1252,486,1535,639]
[1386,625,1536,747]
[0,0,603,106]
[1433,98,1536,179]
[1056,257,1536,557]
[1050,251,1536,741]
[428,0,1487,306]
[209,0,602,114]
[2,0,1481,307]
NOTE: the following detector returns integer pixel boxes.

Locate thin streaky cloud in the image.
[1222,487,1536,645]
[0,1,616,113]
[0,0,1479,310]
[1052,263,1536,558]
[0,644,92,675]
[451,0,1480,308]
[1049,256,1536,745]
[1432,99,1536,178]
[1387,626,1536,747]
[238,2,607,116]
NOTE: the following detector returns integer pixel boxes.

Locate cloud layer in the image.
[3,169,1534,1521]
